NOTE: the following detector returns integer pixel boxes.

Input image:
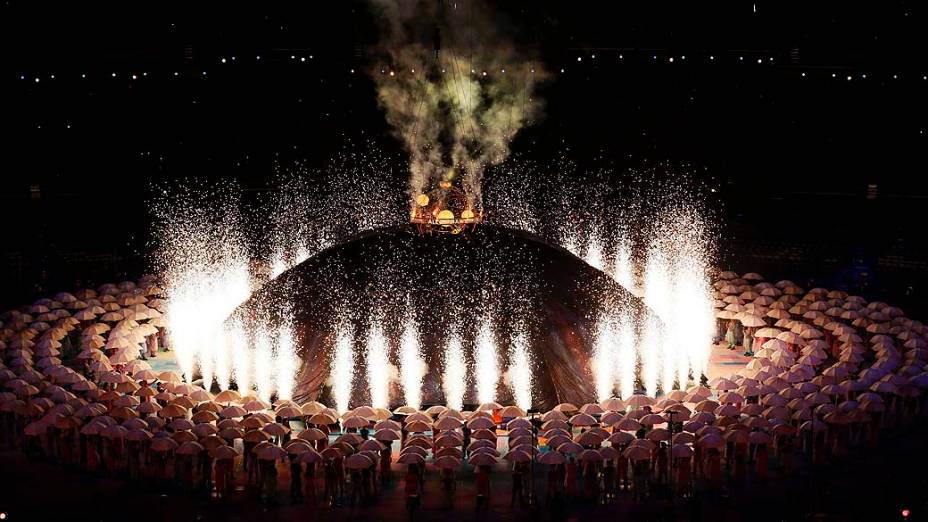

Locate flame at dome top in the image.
[410,175,483,234]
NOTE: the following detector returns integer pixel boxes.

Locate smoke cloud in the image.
[370,0,546,209]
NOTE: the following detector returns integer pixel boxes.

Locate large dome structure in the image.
[230,224,660,410]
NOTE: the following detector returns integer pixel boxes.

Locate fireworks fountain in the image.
[443,329,467,410]
[398,313,426,409]
[639,312,663,397]
[330,324,356,413]
[253,326,275,403]
[152,163,717,408]
[584,233,606,273]
[275,319,297,400]
[481,158,719,400]
[153,182,252,386]
[228,319,250,394]
[591,315,617,402]
[615,312,637,400]
[507,327,533,412]
[611,236,637,293]
[474,316,500,405]
[150,0,717,409]
[214,329,231,392]
[365,321,392,410]
[146,0,717,410]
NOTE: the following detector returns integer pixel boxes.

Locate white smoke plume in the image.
[370,0,546,210]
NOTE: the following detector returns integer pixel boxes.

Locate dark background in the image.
[1,1,926,314]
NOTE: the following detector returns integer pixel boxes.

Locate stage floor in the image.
[705,342,752,383]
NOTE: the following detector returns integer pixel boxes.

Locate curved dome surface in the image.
[231,224,656,410]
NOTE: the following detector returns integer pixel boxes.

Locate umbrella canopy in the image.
[466,416,496,430]
[599,397,625,411]
[625,395,655,408]
[541,410,568,422]
[614,418,642,432]
[436,447,464,459]
[285,440,313,454]
[556,441,583,454]
[346,453,374,469]
[264,423,291,437]
[220,405,248,419]
[307,413,337,425]
[359,439,386,452]
[257,445,288,461]
[434,416,462,430]
[297,449,324,463]
[539,451,566,465]
[374,429,400,442]
[471,429,497,441]
[498,406,526,418]
[434,455,462,469]
[467,453,497,466]
[623,446,651,461]
[343,416,370,429]
[568,413,597,426]
[210,445,240,459]
[639,414,665,426]
[123,428,153,441]
[504,450,532,463]
[574,431,604,446]
[397,452,426,465]
[214,390,241,404]
[405,420,432,433]
[159,404,188,418]
[671,444,695,458]
[576,449,602,462]
[151,438,179,452]
[243,429,270,443]
[276,405,303,419]
[697,434,725,449]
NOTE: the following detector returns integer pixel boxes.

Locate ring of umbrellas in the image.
[1,271,927,503]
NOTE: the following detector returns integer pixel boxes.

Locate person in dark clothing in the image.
[511,464,524,507]
[462,425,471,457]
[289,456,303,503]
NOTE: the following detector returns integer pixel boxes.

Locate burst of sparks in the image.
[616,311,637,399]
[474,316,499,405]
[229,318,251,394]
[640,312,663,397]
[508,327,533,411]
[253,326,275,402]
[398,314,426,409]
[215,328,231,391]
[152,146,718,407]
[331,324,355,413]
[275,319,297,400]
[155,182,252,385]
[592,315,616,402]
[365,321,391,409]
[443,329,467,410]
[584,233,605,272]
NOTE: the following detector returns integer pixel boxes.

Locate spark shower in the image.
[151,0,714,413]
[151,156,717,412]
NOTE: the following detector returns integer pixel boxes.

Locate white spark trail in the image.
[331,325,355,413]
[592,316,616,402]
[508,327,533,411]
[275,320,297,400]
[399,315,426,409]
[474,317,499,405]
[443,330,467,410]
[254,327,275,402]
[366,321,391,409]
